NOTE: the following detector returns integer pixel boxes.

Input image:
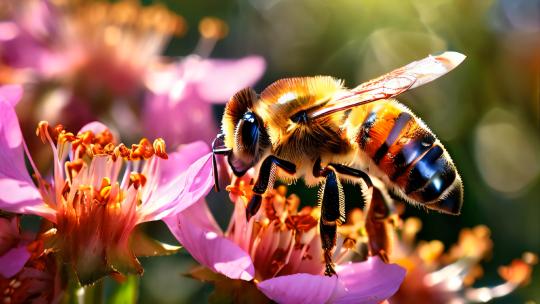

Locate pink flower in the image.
[0,0,184,87]
[0,0,186,141]
[0,0,70,77]
[0,216,63,303]
[143,55,266,146]
[0,217,31,279]
[0,85,214,285]
[165,186,406,303]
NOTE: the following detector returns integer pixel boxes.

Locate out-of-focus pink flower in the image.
[0,217,31,278]
[0,0,186,146]
[165,185,406,304]
[0,0,184,86]
[0,215,63,303]
[0,86,213,285]
[143,55,266,146]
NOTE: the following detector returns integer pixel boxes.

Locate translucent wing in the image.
[308,52,466,119]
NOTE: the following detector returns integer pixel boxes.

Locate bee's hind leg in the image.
[246,155,296,221]
[365,186,395,264]
[315,162,346,276]
[314,159,377,275]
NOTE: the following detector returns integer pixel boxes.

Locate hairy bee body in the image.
[224,76,462,214]
[216,52,465,275]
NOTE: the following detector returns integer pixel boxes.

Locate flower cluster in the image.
[389,215,537,303]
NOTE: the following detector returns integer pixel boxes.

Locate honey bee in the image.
[212,52,465,275]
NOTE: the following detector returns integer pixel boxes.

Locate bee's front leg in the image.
[246,155,296,221]
[316,165,345,276]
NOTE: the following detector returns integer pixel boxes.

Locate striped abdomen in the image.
[348,99,463,214]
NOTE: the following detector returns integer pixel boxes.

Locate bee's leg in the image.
[315,164,345,276]
[246,155,296,221]
[325,162,396,263]
[365,186,394,263]
[327,162,373,188]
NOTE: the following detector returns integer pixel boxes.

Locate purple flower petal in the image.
[196,56,266,103]
[143,84,217,146]
[330,257,407,304]
[140,144,214,221]
[257,273,337,304]
[0,85,23,106]
[164,202,255,281]
[0,92,52,218]
[78,121,110,135]
[0,245,31,278]
[0,22,18,41]
[157,141,210,186]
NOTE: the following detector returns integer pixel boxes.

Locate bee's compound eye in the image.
[238,111,261,154]
[242,112,258,124]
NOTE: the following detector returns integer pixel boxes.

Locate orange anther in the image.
[138,138,155,159]
[153,138,168,159]
[65,159,84,181]
[36,121,51,143]
[117,144,131,158]
[199,17,228,40]
[129,172,147,189]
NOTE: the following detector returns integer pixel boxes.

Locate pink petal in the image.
[143,88,217,146]
[330,257,407,304]
[164,202,255,281]
[0,96,48,217]
[0,22,19,41]
[257,273,337,304]
[140,149,214,221]
[78,121,113,136]
[196,56,266,103]
[0,85,23,106]
[158,141,210,186]
[0,245,31,278]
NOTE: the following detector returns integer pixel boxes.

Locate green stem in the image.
[81,280,104,304]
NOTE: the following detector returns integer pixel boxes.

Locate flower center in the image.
[35,120,167,237]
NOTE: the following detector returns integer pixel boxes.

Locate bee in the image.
[212,52,465,276]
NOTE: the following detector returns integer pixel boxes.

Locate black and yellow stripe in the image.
[352,100,463,215]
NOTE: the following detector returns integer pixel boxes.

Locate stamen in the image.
[129,173,147,190]
[36,121,52,144]
[57,130,76,146]
[65,159,84,181]
[193,17,228,58]
[199,17,228,40]
[36,122,170,162]
[100,186,112,202]
[52,124,64,141]
[116,144,131,159]
[498,257,535,285]
[153,138,168,159]
[100,177,111,190]
[130,138,154,160]
[418,240,444,265]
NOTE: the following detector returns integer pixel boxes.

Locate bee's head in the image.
[220,88,270,176]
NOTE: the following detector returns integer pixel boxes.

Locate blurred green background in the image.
[139,0,540,302]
